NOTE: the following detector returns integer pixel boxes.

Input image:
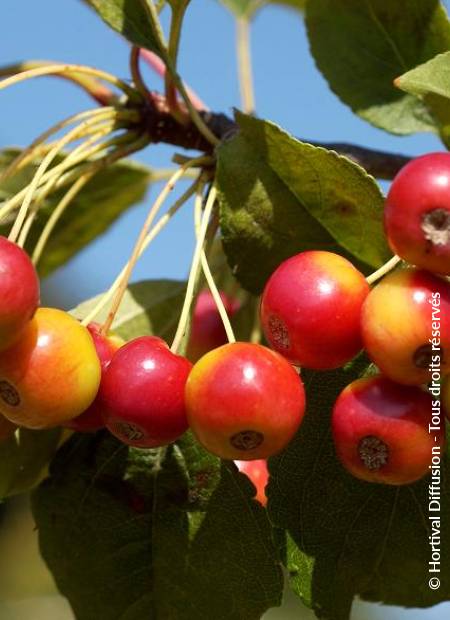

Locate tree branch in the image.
[140,99,411,180]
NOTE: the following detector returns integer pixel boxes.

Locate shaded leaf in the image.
[71,279,186,341]
[306,0,450,134]
[0,149,152,277]
[217,114,388,293]
[0,428,61,500]
[267,358,450,619]
[82,0,165,56]
[32,431,283,619]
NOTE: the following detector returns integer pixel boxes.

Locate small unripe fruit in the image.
[186,342,305,460]
[332,375,444,485]
[0,412,16,443]
[187,289,239,362]
[385,153,450,275]
[0,237,40,351]
[67,323,124,433]
[0,308,101,429]
[100,336,192,448]
[361,268,450,385]
[260,251,369,369]
[235,459,269,506]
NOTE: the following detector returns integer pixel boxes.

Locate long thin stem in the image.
[81,178,200,328]
[100,157,209,335]
[0,64,138,100]
[171,185,217,353]
[0,107,117,183]
[164,2,189,122]
[31,172,94,263]
[8,109,118,243]
[366,255,401,285]
[130,46,150,99]
[194,186,236,343]
[236,17,255,113]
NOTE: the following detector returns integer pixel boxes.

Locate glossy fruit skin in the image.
[187,289,239,363]
[235,459,269,506]
[385,153,450,275]
[66,323,124,433]
[0,308,101,429]
[332,375,444,485]
[0,413,16,443]
[100,336,192,448]
[361,268,450,385]
[0,237,40,351]
[185,342,306,460]
[260,251,369,369]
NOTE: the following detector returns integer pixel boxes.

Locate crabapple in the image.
[0,413,16,443]
[185,342,305,460]
[235,459,269,506]
[332,375,444,485]
[361,268,450,385]
[0,308,101,429]
[260,251,369,369]
[384,153,450,274]
[66,323,124,433]
[187,289,239,362]
[100,336,192,448]
[0,236,40,351]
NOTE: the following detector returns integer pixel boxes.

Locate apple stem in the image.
[236,16,255,114]
[8,108,120,245]
[194,184,236,344]
[99,161,210,336]
[171,184,218,354]
[366,255,401,285]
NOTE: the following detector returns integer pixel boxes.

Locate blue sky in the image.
[1,0,448,309]
[1,2,450,619]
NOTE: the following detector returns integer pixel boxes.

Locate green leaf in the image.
[217,113,388,293]
[71,279,186,341]
[306,0,450,135]
[0,428,61,500]
[0,149,152,277]
[32,432,283,619]
[267,359,450,619]
[82,0,165,55]
[396,51,450,145]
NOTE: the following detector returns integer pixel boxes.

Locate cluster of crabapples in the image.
[0,153,450,503]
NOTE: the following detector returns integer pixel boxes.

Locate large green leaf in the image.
[396,51,450,145]
[82,0,165,55]
[217,114,388,294]
[71,279,186,341]
[306,0,450,135]
[0,149,152,277]
[267,359,450,619]
[0,428,61,500]
[32,432,283,619]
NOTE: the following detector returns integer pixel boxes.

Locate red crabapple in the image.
[100,336,192,448]
[332,375,444,485]
[235,459,269,506]
[0,237,40,351]
[361,268,450,385]
[260,251,369,369]
[0,308,101,429]
[187,289,239,362]
[66,323,124,433]
[185,342,306,460]
[384,153,450,274]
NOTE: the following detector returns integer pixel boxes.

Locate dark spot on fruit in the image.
[268,315,290,350]
[413,344,439,369]
[422,208,450,246]
[358,435,389,470]
[112,421,145,442]
[230,430,264,451]
[0,380,20,407]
